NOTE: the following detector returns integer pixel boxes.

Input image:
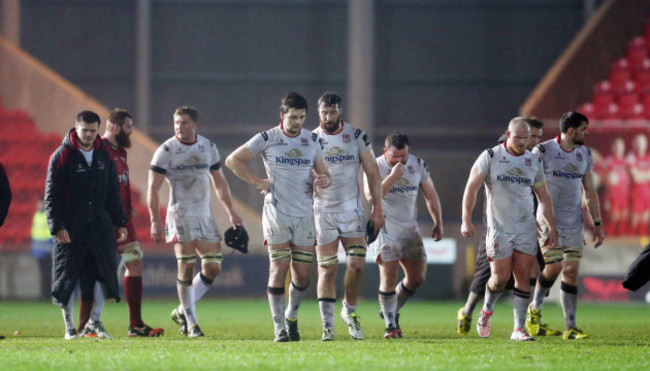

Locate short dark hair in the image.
[559,111,588,133]
[107,108,132,128]
[317,91,342,107]
[174,106,199,123]
[385,132,409,150]
[523,117,544,130]
[76,110,100,126]
[280,92,308,114]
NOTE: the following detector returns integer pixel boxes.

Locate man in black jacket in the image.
[45,110,127,339]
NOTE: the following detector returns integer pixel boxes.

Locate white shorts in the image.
[315,209,365,245]
[485,227,537,261]
[165,212,221,244]
[262,203,315,247]
[370,229,426,263]
[538,224,584,252]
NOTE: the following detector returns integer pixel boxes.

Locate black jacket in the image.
[0,162,10,227]
[45,129,126,306]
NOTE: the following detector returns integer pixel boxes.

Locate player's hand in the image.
[151,221,165,244]
[593,225,605,248]
[255,179,271,195]
[390,162,406,179]
[461,221,474,238]
[312,170,331,189]
[432,223,444,241]
[543,228,558,250]
[368,208,385,235]
[116,227,128,244]
[230,212,243,229]
[55,228,71,244]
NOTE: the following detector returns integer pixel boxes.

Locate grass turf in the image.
[0,299,649,370]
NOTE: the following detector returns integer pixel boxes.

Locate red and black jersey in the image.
[101,138,132,217]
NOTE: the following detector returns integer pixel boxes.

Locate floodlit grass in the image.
[1,299,649,370]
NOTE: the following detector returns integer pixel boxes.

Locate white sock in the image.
[177,281,197,327]
[319,299,336,329]
[90,282,105,323]
[267,287,286,332]
[378,291,397,328]
[285,282,308,320]
[62,294,75,331]
[342,299,356,315]
[192,272,213,303]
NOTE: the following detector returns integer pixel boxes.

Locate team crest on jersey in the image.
[555,152,565,160]
[198,144,205,152]
[499,156,509,163]
[525,158,532,166]
[287,149,303,158]
[301,138,309,146]
[407,165,415,174]
[576,152,583,162]
[342,134,351,143]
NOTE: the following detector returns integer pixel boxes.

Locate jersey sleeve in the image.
[313,133,324,161]
[246,132,266,158]
[533,154,547,187]
[585,147,594,173]
[474,150,491,176]
[150,144,171,174]
[210,142,221,170]
[419,158,431,185]
[354,128,372,154]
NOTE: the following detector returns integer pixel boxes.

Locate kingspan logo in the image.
[176,156,208,171]
[552,163,583,180]
[496,167,532,185]
[324,146,355,163]
[390,178,418,194]
[275,149,311,166]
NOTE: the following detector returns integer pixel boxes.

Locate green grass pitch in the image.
[1,299,649,370]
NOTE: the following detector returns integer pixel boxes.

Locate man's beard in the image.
[322,119,340,134]
[574,138,585,145]
[116,131,131,148]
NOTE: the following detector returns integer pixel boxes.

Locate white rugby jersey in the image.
[475,142,546,233]
[376,153,429,236]
[532,136,593,228]
[313,122,372,212]
[246,124,324,217]
[150,135,221,217]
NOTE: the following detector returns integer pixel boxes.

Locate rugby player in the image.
[148,106,243,337]
[226,92,331,342]
[312,92,385,341]
[461,117,557,341]
[526,112,605,340]
[366,132,443,339]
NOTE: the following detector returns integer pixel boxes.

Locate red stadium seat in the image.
[627,36,648,69]
[610,58,631,86]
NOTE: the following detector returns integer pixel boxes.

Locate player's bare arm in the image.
[582,170,605,248]
[210,168,243,228]
[381,162,405,198]
[420,177,444,241]
[461,165,485,238]
[147,170,166,244]
[533,183,558,249]
[225,145,270,195]
[360,149,385,232]
[312,157,332,189]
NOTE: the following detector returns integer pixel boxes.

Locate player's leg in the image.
[316,238,339,340]
[63,283,80,339]
[511,250,535,341]
[378,260,400,338]
[285,243,314,341]
[458,239,490,335]
[560,246,589,339]
[267,241,292,341]
[174,241,200,335]
[340,236,366,340]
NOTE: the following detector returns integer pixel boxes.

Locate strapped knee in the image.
[543,248,563,264]
[292,250,314,264]
[346,245,366,259]
[200,253,223,265]
[120,243,143,263]
[269,247,291,262]
[177,254,198,264]
[318,254,338,267]
[564,249,582,262]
